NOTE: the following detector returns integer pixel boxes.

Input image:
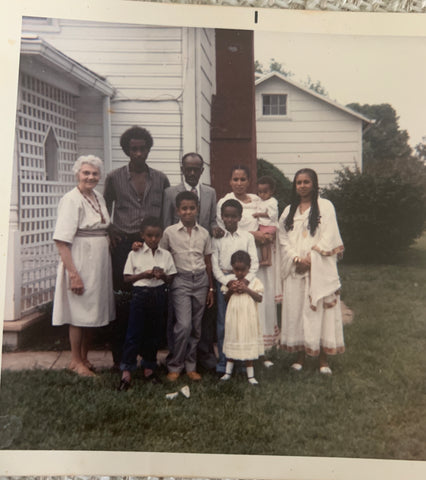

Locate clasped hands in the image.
[227,278,249,294]
[295,254,311,274]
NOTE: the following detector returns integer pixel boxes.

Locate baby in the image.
[253,176,278,266]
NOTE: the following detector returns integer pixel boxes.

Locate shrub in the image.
[323,167,426,263]
[257,158,292,216]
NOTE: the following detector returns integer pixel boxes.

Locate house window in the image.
[262,94,287,116]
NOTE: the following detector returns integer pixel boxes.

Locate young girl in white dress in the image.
[220,250,264,385]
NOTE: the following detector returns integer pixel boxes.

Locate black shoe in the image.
[117,378,131,391]
[145,373,162,385]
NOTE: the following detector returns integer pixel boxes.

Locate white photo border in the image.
[0,1,425,478]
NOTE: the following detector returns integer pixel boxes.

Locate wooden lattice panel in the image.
[17,73,77,313]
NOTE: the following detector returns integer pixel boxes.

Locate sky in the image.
[255,31,426,149]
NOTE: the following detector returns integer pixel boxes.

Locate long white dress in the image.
[222,277,265,360]
[278,197,345,356]
[52,187,115,327]
[217,191,281,350]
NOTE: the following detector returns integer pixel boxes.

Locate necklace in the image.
[78,187,106,223]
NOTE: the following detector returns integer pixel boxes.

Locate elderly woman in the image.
[278,168,345,374]
[52,155,115,377]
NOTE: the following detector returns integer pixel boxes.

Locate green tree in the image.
[415,138,426,163]
[254,60,264,74]
[346,103,412,172]
[323,167,426,263]
[304,75,328,96]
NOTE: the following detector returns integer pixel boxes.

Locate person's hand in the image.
[252,230,269,245]
[206,290,214,308]
[109,230,122,249]
[70,272,84,295]
[227,280,239,292]
[295,255,311,274]
[142,269,154,279]
[235,280,248,294]
[212,227,225,239]
[152,267,164,279]
[132,241,143,251]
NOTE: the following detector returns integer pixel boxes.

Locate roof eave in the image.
[256,72,373,124]
[20,36,115,97]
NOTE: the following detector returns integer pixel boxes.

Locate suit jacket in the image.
[162,182,218,234]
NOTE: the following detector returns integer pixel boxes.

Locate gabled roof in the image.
[20,35,115,96]
[255,71,373,126]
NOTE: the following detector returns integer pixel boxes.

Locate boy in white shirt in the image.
[212,199,259,374]
[118,217,176,391]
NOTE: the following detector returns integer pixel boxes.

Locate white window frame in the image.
[261,93,291,121]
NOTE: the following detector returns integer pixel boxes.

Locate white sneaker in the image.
[290,362,303,371]
[220,373,231,381]
[263,360,274,368]
[248,377,258,385]
[320,366,332,375]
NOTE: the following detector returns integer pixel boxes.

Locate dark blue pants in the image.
[120,285,167,372]
[110,233,143,365]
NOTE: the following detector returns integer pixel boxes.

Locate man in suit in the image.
[163,152,222,371]
[163,152,220,235]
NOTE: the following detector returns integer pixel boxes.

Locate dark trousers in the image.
[110,233,143,365]
[120,285,167,372]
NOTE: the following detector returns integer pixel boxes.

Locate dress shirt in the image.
[161,221,212,273]
[183,180,200,198]
[211,228,259,286]
[104,164,170,235]
[123,244,176,288]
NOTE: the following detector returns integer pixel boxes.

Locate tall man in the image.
[104,126,170,366]
[163,152,220,370]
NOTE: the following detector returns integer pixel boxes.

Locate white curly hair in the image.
[72,155,104,180]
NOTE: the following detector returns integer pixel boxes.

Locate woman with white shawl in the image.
[278,168,345,374]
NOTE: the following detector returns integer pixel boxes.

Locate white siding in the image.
[198,28,216,184]
[256,77,363,187]
[23,19,186,180]
[181,27,215,186]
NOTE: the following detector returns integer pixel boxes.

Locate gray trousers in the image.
[167,270,209,373]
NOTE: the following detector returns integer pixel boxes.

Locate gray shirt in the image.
[104,164,170,234]
[161,221,212,274]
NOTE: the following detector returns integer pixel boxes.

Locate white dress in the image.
[217,191,281,350]
[52,187,115,327]
[222,277,265,360]
[278,197,345,356]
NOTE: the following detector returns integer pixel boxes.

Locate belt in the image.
[76,228,108,237]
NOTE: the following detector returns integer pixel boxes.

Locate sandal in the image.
[117,378,131,391]
[68,362,96,377]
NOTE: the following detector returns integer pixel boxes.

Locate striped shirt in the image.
[104,164,170,235]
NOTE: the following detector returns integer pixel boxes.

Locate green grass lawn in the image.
[1,238,425,459]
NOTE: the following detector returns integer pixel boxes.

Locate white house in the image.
[4,17,217,330]
[255,72,372,186]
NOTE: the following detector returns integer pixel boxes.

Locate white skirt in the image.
[52,235,115,327]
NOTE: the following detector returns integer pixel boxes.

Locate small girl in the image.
[220,250,264,385]
[253,176,279,266]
